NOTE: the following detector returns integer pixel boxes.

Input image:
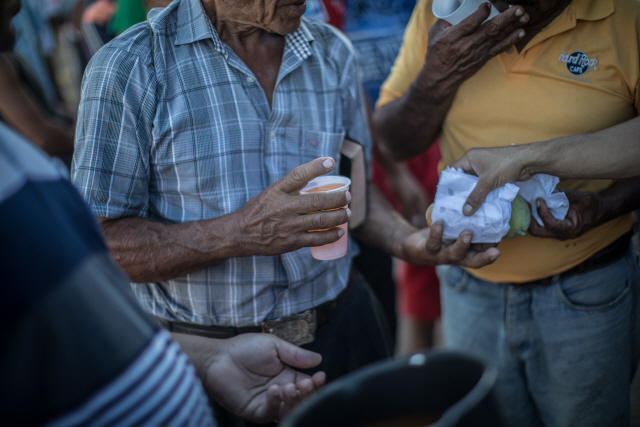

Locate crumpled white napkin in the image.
[431,168,569,243]
[513,174,570,226]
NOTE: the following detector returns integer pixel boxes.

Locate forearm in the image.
[100,215,241,282]
[352,184,416,259]
[372,79,455,162]
[527,117,640,179]
[595,176,640,226]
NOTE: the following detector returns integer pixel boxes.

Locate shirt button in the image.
[282,290,289,298]
[270,131,276,139]
[246,76,254,82]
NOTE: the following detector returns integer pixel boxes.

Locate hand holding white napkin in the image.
[431,168,569,243]
[513,174,570,226]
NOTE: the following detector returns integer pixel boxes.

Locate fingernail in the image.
[519,30,525,38]
[520,15,528,22]
[322,158,334,169]
[515,8,523,17]
[490,253,499,262]
[337,228,345,237]
[536,200,541,208]
[346,208,351,218]
[463,204,473,215]
[345,191,351,203]
[463,234,471,244]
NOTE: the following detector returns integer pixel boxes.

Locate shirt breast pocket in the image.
[299,129,346,166]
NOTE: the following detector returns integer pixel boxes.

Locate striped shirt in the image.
[72,0,372,327]
[0,122,214,427]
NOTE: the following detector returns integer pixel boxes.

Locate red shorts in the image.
[396,261,441,322]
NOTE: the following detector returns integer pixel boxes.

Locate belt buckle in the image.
[262,309,316,346]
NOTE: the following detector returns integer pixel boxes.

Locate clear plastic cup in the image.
[300,175,351,261]
[432,0,499,25]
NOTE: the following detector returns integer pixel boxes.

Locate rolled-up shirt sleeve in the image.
[72,39,157,220]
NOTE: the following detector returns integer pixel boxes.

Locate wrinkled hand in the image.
[420,4,529,93]
[529,190,605,240]
[387,165,431,228]
[452,145,535,215]
[399,221,500,268]
[204,334,326,424]
[236,157,350,256]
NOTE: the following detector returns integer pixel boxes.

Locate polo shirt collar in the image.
[572,0,614,21]
[522,0,614,53]
[173,0,314,61]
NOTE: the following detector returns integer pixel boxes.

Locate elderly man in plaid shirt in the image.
[71,0,521,416]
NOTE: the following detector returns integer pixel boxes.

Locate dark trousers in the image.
[213,267,393,427]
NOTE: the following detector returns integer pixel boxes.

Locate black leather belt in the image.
[510,232,632,289]
[155,271,354,346]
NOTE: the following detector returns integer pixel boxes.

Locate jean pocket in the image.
[437,265,469,293]
[556,250,634,311]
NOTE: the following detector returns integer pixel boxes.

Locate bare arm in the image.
[99,158,350,282]
[453,116,640,214]
[372,5,528,161]
[0,55,74,156]
[171,332,325,424]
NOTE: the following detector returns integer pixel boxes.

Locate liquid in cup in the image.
[301,176,351,260]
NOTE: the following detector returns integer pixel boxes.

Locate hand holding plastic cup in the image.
[300,175,351,261]
[432,0,499,25]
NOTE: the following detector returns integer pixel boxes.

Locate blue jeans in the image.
[438,246,640,427]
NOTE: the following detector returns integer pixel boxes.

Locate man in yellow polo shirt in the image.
[373,0,640,425]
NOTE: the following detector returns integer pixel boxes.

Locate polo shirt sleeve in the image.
[72,36,157,219]
[377,0,436,108]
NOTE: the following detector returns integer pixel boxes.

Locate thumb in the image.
[279,157,336,193]
[273,337,323,369]
[462,177,493,216]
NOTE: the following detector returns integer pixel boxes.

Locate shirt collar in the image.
[174,0,224,52]
[172,0,314,60]
[285,20,314,61]
[572,0,614,21]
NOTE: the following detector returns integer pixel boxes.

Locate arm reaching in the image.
[453,116,640,215]
[172,332,326,424]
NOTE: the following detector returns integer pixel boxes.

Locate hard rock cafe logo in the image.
[558,51,598,76]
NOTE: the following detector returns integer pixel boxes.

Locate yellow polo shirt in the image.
[378,0,639,283]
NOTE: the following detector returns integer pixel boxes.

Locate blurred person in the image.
[109,0,173,35]
[0,0,74,166]
[70,2,515,426]
[12,0,61,108]
[0,120,325,427]
[373,0,640,425]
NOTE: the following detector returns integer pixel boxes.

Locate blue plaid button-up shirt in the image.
[72,0,372,327]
